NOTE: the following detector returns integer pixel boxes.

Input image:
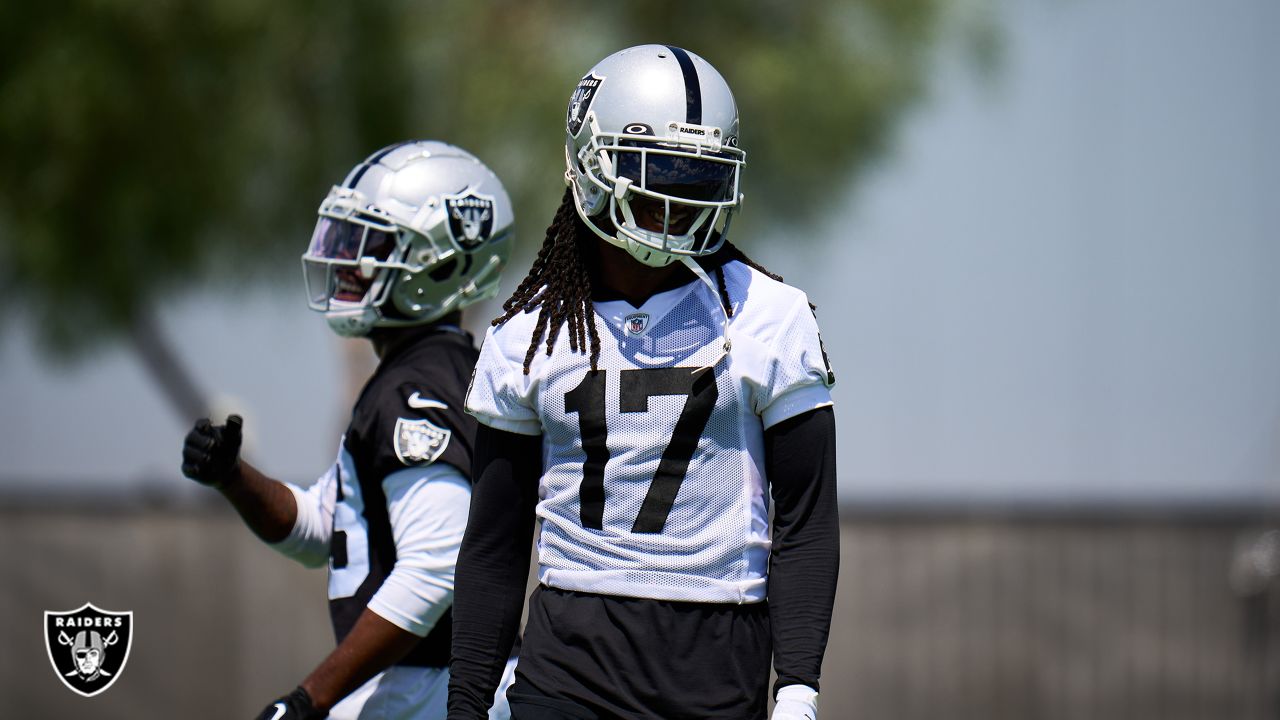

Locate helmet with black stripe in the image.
[564,45,745,267]
[301,141,514,337]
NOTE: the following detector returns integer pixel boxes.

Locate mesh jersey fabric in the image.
[466,261,834,603]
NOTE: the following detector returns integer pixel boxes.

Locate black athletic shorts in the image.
[507,585,771,720]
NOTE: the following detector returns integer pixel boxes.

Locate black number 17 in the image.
[564,367,718,533]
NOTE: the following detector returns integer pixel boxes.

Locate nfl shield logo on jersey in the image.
[393,417,452,465]
[44,603,133,697]
[444,190,495,250]
[624,312,650,337]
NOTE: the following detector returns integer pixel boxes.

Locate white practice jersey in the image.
[466,261,835,603]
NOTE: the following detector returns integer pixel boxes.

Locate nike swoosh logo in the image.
[269,702,287,720]
[407,392,448,410]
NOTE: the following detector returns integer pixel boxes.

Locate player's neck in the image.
[590,237,692,307]
[370,312,463,360]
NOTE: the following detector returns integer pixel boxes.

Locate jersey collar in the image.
[594,278,698,336]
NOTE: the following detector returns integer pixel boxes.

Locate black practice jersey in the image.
[327,326,479,667]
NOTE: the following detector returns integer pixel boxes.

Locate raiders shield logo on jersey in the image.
[444,190,495,249]
[44,603,133,697]
[393,416,452,465]
[567,73,604,137]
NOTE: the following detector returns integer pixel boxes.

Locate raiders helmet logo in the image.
[567,73,604,137]
[444,190,496,250]
[624,312,650,337]
[394,416,452,465]
[44,603,133,697]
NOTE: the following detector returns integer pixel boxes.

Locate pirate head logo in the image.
[567,73,604,137]
[44,603,133,697]
[393,416,452,466]
[624,312,650,337]
[444,190,495,250]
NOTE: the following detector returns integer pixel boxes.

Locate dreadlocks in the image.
[492,188,597,374]
[494,188,788,374]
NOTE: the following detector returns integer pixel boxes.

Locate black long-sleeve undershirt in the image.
[446,407,839,717]
[765,405,840,694]
[447,425,541,719]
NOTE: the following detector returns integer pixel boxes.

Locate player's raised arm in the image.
[181,414,298,544]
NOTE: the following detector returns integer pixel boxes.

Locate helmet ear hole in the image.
[427,258,458,282]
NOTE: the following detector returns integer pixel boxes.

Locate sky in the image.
[767,0,1280,506]
[1,0,1276,507]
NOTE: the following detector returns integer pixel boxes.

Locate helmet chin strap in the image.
[622,236,678,267]
[575,185,731,368]
[678,255,732,372]
[325,303,379,337]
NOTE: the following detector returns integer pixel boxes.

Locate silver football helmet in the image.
[564,45,745,267]
[302,141,514,337]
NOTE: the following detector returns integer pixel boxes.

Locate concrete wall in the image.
[1,504,1275,719]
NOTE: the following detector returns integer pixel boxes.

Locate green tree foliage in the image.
[0,0,996,360]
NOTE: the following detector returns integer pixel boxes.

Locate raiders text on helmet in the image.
[564,45,745,267]
[302,141,514,337]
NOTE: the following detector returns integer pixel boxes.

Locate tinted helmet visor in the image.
[308,217,396,261]
[305,217,398,303]
[614,147,736,203]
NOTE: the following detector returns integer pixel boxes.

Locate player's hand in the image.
[254,687,326,720]
[181,414,243,487]
[771,684,818,720]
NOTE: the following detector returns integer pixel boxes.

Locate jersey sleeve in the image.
[757,295,836,429]
[269,467,337,568]
[351,370,477,485]
[464,325,542,436]
[366,463,471,637]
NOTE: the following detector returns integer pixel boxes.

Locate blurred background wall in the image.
[1,0,1276,717]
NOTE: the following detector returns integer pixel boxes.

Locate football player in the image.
[182,141,518,719]
[448,46,839,720]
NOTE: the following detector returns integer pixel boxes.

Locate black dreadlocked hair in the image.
[494,188,788,374]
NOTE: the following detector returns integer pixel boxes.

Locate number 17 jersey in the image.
[466,261,834,604]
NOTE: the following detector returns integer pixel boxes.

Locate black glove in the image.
[255,686,326,720]
[181,414,243,487]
